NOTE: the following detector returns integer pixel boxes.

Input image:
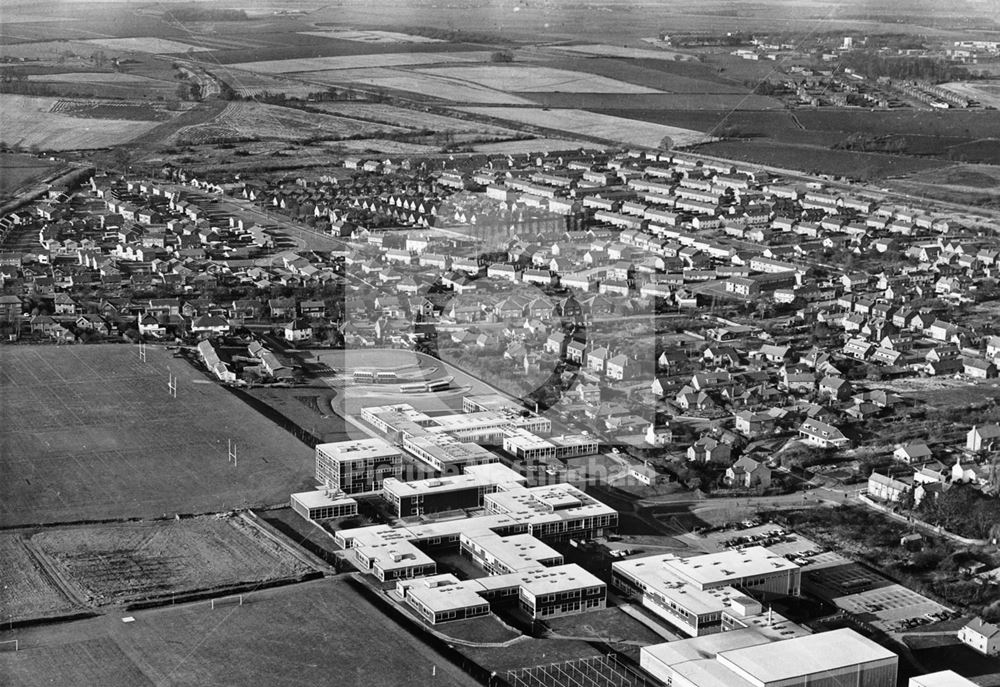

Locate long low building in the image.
[400,562,606,624]
[612,547,801,637]
[290,490,358,521]
[641,627,897,687]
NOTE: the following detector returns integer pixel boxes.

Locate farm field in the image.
[307,102,520,135]
[456,107,709,147]
[27,72,165,85]
[303,68,535,104]
[300,29,444,43]
[527,92,783,110]
[0,533,78,622]
[690,140,949,180]
[556,43,696,61]
[472,137,591,153]
[330,138,440,154]
[0,578,477,687]
[540,55,751,94]
[0,95,165,150]
[0,345,316,527]
[0,152,59,199]
[27,516,311,606]
[229,51,495,74]
[171,101,409,145]
[82,37,211,54]
[416,64,662,94]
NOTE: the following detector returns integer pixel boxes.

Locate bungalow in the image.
[191,314,230,337]
[893,443,932,464]
[798,419,850,448]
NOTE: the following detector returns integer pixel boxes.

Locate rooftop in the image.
[717,628,897,683]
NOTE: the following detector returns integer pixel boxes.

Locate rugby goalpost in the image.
[210,595,244,610]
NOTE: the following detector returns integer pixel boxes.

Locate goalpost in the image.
[210,595,244,610]
[0,639,18,652]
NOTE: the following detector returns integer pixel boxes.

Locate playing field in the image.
[0,152,59,199]
[416,64,662,94]
[27,516,311,606]
[457,106,709,147]
[0,95,163,150]
[0,578,476,687]
[0,345,316,527]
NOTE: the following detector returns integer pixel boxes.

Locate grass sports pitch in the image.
[0,345,315,527]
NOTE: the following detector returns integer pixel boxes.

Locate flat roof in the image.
[316,437,400,461]
[463,462,527,484]
[717,628,897,684]
[517,564,605,597]
[641,629,773,670]
[462,531,562,572]
[672,659,757,687]
[406,579,491,613]
[404,434,498,464]
[910,671,980,687]
[356,540,435,572]
[290,490,357,509]
[666,546,799,589]
[383,466,519,498]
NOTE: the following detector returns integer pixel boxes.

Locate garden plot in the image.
[28,516,311,606]
[457,106,710,147]
[230,51,494,74]
[300,29,444,43]
[0,533,78,621]
[416,64,662,94]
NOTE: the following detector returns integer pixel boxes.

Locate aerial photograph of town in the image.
[1,0,1000,685]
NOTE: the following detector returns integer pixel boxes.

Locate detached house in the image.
[798,419,850,448]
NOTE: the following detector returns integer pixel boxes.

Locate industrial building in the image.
[314,438,403,495]
[612,547,801,636]
[289,490,358,521]
[641,627,897,687]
